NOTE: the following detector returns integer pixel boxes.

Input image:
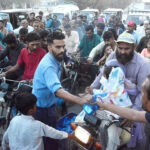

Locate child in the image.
[96,44,113,66]
[2,92,72,150]
[141,38,150,59]
[103,60,138,97]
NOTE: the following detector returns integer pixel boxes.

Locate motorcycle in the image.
[66,109,132,150]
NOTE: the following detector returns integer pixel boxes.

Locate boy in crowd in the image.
[2,92,72,150]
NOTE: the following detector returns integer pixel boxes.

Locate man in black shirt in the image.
[136,26,150,53]
[0,33,25,67]
[0,33,25,79]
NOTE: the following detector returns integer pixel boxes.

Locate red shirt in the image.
[17,47,46,80]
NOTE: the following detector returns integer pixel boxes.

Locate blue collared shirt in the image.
[6,22,13,32]
[32,53,62,108]
[46,19,53,29]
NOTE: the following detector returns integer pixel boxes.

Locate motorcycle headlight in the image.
[75,126,91,144]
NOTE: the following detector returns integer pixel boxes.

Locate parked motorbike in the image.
[61,55,99,94]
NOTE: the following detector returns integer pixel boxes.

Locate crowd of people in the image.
[0,10,150,150]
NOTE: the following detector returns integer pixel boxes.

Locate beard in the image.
[116,49,134,65]
[52,50,64,62]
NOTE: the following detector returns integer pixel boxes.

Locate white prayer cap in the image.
[144,20,149,24]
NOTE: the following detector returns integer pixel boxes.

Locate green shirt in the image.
[78,34,100,57]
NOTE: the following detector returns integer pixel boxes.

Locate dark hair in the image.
[103,31,114,41]
[18,85,32,93]
[15,92,37,115]
[78,15,83,19]
[30,12,35,16]
[108,28,118,40]
[102,44,112,56]
[39,11,43,15]
[97,23,105,29]
[33,20,40,24]
[64,24,71,29]
[145,74,150,100]
[26,32,41,42]
[103,65,113,79]
[0,20,4,24]
[2,33,17,44]
[47,32,65,45]
[36,16,42,20]
[19,27,28,35]
[85,25,94,32]
[39,30,49,39]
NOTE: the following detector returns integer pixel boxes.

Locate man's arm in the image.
[41,121,68,139]
[1,64,20,77]
[55,88,92,105]
[88,42,105,63]
[96,102,147,123]
[44,66,92,105]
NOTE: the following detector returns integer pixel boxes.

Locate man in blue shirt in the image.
[32,31,92,150]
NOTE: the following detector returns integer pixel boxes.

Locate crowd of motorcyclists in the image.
[0,9,150,150]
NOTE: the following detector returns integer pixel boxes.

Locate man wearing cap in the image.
[3,17,13,32]
[90,32,150,149]
[124,21,138,45]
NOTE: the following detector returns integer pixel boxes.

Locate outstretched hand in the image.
[85,86,93,94]
[79,94,93,105]
[0,72,6,78]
